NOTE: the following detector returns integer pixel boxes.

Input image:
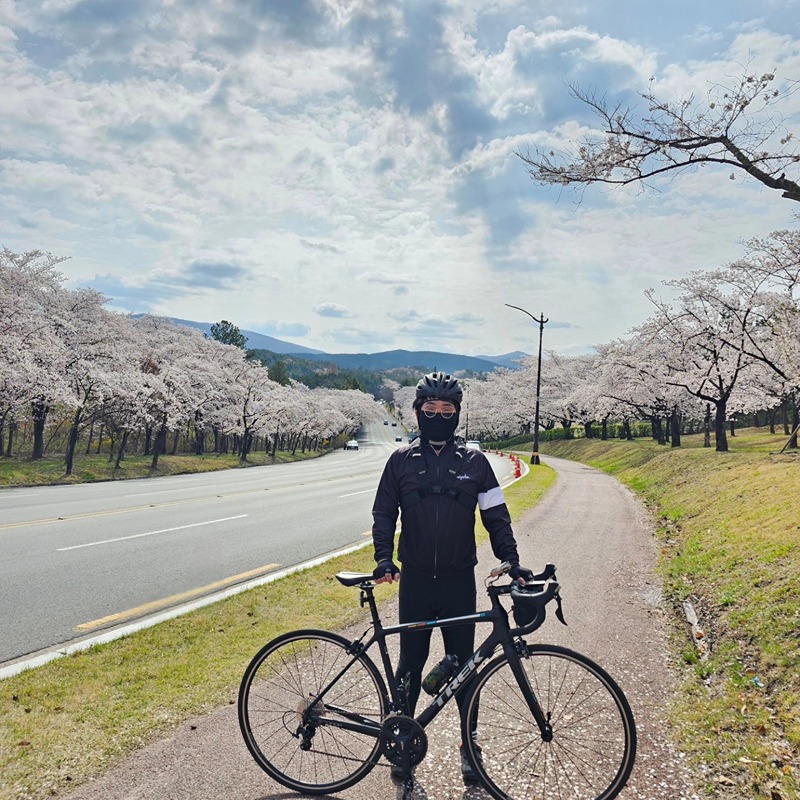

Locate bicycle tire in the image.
[461,643,636,800]
[238,629,388,795]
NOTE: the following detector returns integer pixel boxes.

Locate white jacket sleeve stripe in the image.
[477,485,505,511]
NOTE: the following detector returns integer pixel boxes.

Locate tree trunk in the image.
[85,421,94,455]
[669,411,681,448]
[96,423,104,454]
[6,420,15,456]
[703,403,711,448]
[151,419,168,469]
[144,424,153,455]
[600,417,608,441]
[271,427,279,457]
[789,394,799,449]
[651,417,666,445]
[583,421,593,439]
[31,400,48,460]
[115,429,130,469]
[239,430,248,462]
[714,401,728,452]
[768,408,776,435]
[783,398,790,435]
[171,430,180,455]
[194,412,205,455]
[64,407,83,476]
[729,417,736,437]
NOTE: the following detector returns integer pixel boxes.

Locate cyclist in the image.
[372,371,534,783]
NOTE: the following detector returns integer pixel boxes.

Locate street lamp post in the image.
[506,304,548,465]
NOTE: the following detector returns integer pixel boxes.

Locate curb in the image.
[0,539,372,681]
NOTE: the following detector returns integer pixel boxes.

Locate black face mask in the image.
[418,411,459,443]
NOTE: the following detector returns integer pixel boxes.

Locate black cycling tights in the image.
[395,566,477,726]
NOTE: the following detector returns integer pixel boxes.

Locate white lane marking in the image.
[339,489,375,498]
[57,515,248,551]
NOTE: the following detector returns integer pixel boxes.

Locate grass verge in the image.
[540,430,799,799]
[0,450,326,488]
[0,460,555,800]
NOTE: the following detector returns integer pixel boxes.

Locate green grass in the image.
[0,450,323,487]
[0,461,555,800]
[540,429,800,799]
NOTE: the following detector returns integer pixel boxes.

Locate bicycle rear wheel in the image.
[462,643,636,800]
[238,629,387,795]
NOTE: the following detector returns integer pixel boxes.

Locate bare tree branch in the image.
[518,70,800,202]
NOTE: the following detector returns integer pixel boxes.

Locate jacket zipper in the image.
[433,448,441,578]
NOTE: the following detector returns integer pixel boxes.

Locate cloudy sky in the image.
[2,1,800,357]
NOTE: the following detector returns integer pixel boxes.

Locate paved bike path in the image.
[65,455,702,800]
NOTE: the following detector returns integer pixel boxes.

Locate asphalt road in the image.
[63,455,703,800]
[0,424,516,667]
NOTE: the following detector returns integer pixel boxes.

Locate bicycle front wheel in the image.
[238,629,387,795]
[462,644,636,800]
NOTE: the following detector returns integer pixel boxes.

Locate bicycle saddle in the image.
[336,572,374,586]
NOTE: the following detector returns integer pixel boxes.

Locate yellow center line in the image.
[74,563,281,632]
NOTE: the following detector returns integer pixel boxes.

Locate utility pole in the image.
[506,304,548,465]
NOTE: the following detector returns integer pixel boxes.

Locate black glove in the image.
[373,560,400,581]
[509,564,534,584]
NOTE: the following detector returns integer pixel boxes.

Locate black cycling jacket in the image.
[371,440,520,577]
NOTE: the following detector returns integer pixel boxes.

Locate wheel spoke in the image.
[239,632,385,794]
[464,644,635,800]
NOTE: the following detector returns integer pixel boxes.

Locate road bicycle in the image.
[238,562,636,800]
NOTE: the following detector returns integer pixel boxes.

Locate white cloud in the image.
[314,302,354,318]
[1,1,799,358]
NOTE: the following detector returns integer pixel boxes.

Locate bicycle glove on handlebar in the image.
[509,564,534,583]
[373,560,400,581]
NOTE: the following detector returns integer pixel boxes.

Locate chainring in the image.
[379,715,428,767]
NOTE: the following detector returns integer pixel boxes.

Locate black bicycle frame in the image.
[303,583,550,739]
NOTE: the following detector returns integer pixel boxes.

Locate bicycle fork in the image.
[505,640,553,741]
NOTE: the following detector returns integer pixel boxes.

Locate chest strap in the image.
[399,441,478,512]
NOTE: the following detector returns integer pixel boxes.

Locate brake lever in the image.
[555,591,567,626]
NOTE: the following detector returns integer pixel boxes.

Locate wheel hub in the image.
[296,696,323,722]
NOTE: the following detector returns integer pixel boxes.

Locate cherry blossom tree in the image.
[462,373,522,440]
[392,385,418,430]
[0,249,70,458]
[131,316,211,468]
[56,288,131,474]
[725,233,800,391]
[702,233,800,446]
[595,336,698,446]
[519,71,800,202]
[643,270,765,452]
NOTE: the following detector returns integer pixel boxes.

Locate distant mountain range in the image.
[166,317,325,355]
[163,317,527,372]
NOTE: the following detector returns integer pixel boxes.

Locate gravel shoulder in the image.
[65,455,704,800]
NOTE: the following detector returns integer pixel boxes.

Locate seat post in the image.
[360,586,383,631]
